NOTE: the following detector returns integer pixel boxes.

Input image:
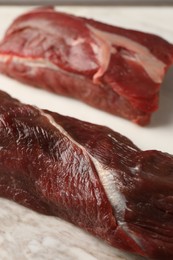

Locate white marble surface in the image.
[0,6,173,260]
[0,198,144,260]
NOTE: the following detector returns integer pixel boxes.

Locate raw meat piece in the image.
[0,7,173,125]
[1,90,173,259]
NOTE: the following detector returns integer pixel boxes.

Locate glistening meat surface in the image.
[0,90,173,259]
[0,6,173,125]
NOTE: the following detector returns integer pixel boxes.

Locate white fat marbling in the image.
[0,55,58,71]
[39,109,126,213]
[88,24,165,83]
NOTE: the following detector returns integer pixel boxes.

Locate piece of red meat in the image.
[1,89,173,259]
[0,6,173,125]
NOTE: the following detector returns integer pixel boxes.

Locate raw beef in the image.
[0,7,173,125]
[0,89,173,259]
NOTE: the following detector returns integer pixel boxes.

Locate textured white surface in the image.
[0,199,143,260]
[0,6,173,260]
[0,199,142,260]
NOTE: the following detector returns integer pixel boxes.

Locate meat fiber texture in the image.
[0,7,173,125]
[1,90,173,259]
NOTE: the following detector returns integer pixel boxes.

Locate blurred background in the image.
[0,0,173,5]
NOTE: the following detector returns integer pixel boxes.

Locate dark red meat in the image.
[0,90,173,259]
[0,7,173,125]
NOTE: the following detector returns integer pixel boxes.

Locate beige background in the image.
[0,0,173,5]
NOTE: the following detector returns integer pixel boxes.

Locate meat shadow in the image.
[150,65,173,127]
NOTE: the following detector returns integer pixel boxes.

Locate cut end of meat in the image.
[132,114,151,126]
